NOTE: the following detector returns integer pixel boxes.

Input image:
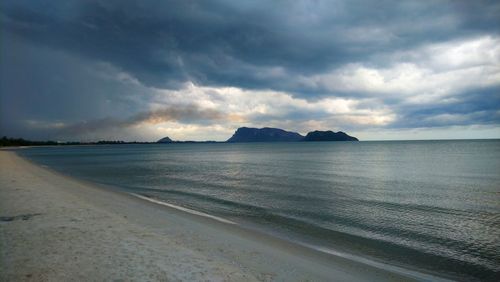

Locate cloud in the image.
[1,0,499,140]
[393,86,500,128]
[300,36,500,98]
[150,83,397,132]
[2,0,499,92]
[34,104,233,138]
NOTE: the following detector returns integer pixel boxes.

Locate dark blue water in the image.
[18,140,500,281]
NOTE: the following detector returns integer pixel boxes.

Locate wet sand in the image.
[0,150,416,281]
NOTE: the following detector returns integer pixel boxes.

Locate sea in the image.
[18,140,500,281]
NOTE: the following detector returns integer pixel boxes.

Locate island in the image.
[1,127,358,147]
[302,130,359,142]
[226,127,304,142]
[157,136,173,143]
[225,127,358,142]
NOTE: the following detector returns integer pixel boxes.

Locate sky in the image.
[1,0,499,141]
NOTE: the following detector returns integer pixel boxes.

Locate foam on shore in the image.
[129,193,237,225]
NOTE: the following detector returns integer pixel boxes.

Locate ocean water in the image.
[18,140,500,281]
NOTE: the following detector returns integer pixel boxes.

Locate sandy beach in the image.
[0,150,418,281]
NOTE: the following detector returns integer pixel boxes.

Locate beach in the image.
[0,150,419,281]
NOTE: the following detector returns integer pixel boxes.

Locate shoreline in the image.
[128,193,453,282]
[1,150,438,281]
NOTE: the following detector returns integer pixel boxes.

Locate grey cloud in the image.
[49,105,228,137]
[0,31,149,121]
[391,86,500,128]
[1,0,499,140]
[2,0,498,93]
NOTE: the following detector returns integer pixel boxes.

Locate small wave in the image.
[302,243,454,282]
[131,193,451,281]
[129,193,237,225]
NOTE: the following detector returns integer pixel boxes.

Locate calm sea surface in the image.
[18,140,500,281]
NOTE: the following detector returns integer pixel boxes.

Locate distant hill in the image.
[157,136,173,143]
[0,136,58,147]
[302,130,358,141]
[0,136,151,147]
[226,127,358,142]
[156,136,220,143]
[227,127,304,142]
[226,127,359,142]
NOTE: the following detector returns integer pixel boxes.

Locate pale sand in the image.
[0,150,417,281]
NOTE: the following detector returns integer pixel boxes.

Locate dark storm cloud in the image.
[20,104,230,140]
[392,86,500,128]
[0,31,152,139]
[1,0,499,140]
[2,0,498,92]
